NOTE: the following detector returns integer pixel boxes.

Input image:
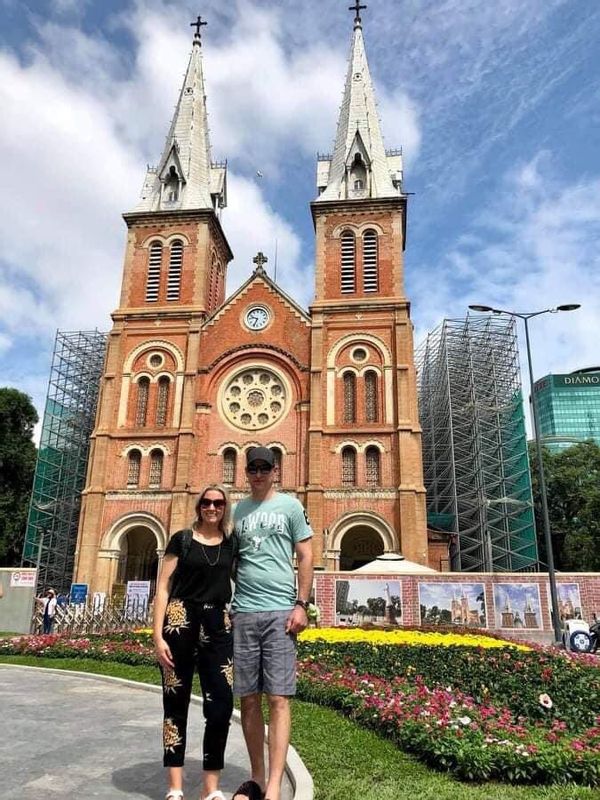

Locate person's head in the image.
[46,588,56,598]
[245,446,276,497]
[194,483,232,536]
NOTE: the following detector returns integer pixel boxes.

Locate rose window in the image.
[222,368,288,430]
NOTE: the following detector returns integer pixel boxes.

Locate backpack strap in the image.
[169,529,194,599]
[179,528,193,565]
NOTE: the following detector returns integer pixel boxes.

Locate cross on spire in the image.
[253,251,268,271]
[348,0,367,27]
[190,14,207,44]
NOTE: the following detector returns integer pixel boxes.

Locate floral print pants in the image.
[161,599,233,769]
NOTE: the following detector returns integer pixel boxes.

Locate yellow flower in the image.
[298,627,529,650]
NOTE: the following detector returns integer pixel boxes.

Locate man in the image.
[37,588,57,634]
[232,446,313,800]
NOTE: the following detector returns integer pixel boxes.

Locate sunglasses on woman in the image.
[199,498,226,509]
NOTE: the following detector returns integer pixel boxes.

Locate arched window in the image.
[363,229,378,292]
[149,449,164,488]
[270,447,283,486]
[343,372,356,424]
[365,446,381,487]
[222,448,236,485]
[340,231,356,294]
[156,377,170,427]
[146,242,162,302]
[209,256,220,309]
[341,447,357,487]
[365,370,379,422]
[135,377,150,426]
[167,240,183,301]
[127,450,142,487]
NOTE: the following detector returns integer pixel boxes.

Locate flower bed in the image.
[298,662,600,785]
[0,633,156,666]
[297,635,600,731]
[2,628,599,786]
[299,626,530,649]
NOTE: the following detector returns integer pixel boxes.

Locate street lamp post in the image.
[468,303,581,644]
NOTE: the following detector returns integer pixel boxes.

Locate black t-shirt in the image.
[165,530,234,605]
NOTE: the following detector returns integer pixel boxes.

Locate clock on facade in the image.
[244,305,270,330]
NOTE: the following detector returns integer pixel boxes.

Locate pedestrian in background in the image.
[37,588,57,634]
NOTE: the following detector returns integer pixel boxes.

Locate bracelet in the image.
[295,599,309,611]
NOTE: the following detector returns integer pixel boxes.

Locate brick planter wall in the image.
[313,571,600,643]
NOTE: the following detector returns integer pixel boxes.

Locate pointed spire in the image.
[134,17,227,213]
[316,10,403,202]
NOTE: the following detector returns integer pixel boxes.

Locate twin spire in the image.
[317,3,403,201]
[134,6,401,214]
[134,15,226,213]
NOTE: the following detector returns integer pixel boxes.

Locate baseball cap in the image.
[246,446,275,467]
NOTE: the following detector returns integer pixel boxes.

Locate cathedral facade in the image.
[74,11,440,596]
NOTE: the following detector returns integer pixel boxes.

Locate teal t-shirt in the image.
[232,493,313,612]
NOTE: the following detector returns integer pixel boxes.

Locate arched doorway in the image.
[116,526,159,594]
[339,525,385,570]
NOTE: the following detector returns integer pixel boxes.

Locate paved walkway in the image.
[0,666,298,799]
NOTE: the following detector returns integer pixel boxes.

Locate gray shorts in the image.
[232,609,297,697]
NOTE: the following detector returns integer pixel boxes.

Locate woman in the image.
[153,484,235,800]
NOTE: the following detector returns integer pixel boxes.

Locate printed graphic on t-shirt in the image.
[237,511,287,551]
[232,493,312,613]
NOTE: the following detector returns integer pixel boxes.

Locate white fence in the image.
[32,596,152,635]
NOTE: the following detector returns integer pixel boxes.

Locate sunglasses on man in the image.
[199,498,226,509]
[247,464,273,475]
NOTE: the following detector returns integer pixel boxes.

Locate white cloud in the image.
[225,174,308,305]
[412,154,600,381]
[0,48,139,340]
[379,89,421,164]
[0,331,12,355]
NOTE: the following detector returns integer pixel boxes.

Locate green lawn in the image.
[1,655,596,800]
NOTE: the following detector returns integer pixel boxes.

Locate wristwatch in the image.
[295,599,309,611]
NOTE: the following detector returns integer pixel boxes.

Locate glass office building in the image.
[533,368,600,451]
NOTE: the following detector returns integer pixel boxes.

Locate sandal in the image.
[166,791,184,800]
[232,781,264,800]
[203,793,226,800]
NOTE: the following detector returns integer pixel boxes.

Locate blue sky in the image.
[1,0,599,437]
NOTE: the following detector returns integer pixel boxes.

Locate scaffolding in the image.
[416,316,538,573]
[22,330,108,593]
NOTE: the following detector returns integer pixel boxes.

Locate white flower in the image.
[539,693,553,709]
[458,716,472,726]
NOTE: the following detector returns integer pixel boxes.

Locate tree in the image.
[366,596,385,619]
[529,441,600,571]
[0,388,38,566]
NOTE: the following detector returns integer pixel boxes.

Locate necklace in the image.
[193,531,223,567]
[200,541,222,567]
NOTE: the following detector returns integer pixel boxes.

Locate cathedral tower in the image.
[74,19,232,594]
[307,5,428,568]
